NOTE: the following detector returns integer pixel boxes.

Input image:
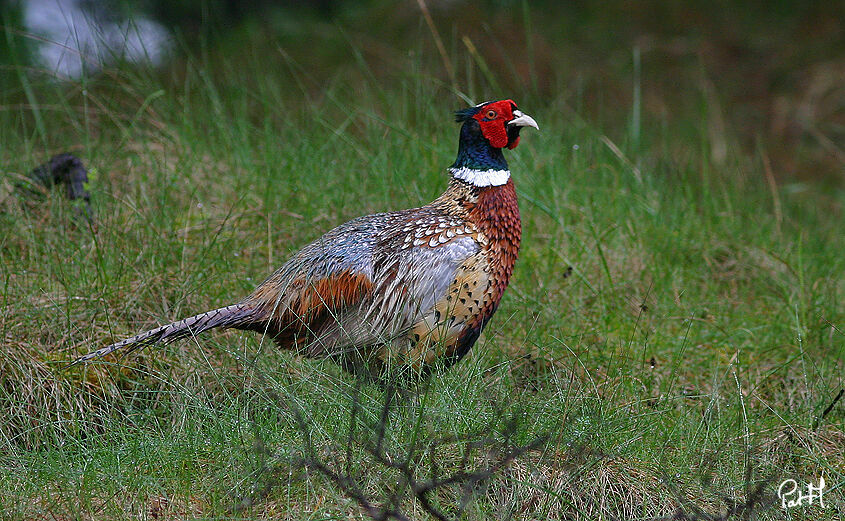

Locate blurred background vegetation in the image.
[2,0,844,189]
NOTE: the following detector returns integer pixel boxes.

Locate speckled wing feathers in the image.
[240,209,482,371]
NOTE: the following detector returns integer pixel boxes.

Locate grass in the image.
[1,12,844,520]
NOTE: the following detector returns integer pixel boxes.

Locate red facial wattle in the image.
[473,100,517,149]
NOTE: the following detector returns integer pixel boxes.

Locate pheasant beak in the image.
[505,109,538,149]
[508,110,539,130]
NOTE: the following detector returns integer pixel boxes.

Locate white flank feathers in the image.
[449,167,510,187]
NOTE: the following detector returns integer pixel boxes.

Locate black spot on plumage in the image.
[441,325,482,369]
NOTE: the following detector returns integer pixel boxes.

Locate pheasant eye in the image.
[485,110,497,119]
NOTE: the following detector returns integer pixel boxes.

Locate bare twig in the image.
[238,372,546,520]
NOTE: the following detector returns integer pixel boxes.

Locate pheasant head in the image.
[450,100,538,186]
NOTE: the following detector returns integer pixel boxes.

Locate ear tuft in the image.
[454,107,477,123]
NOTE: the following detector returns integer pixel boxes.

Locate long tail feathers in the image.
[68,303,259,367]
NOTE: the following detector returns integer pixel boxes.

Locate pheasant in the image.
[71,99,538,378]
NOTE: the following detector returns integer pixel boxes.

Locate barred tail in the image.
[68,303,259,367]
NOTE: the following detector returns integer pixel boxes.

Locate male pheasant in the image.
[72,100,538,377]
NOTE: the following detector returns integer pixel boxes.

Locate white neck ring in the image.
[449,167,510,187]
